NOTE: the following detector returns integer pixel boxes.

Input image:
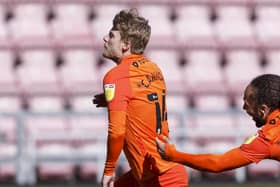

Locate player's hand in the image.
[101,174,114,187]
[93,93,107,107]
[155,136,173,160]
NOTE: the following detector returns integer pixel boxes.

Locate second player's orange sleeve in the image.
[165,145,252,172]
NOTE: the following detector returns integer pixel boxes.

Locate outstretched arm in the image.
[156,137,252,172]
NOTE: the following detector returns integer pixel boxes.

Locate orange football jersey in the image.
[103,54,178,182]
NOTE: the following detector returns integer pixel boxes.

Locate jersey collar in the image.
[119,54,144,64]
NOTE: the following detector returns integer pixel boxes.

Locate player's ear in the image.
[122,40,131,52]
[260,104,270,118]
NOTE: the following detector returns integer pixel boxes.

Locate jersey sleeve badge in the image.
[244,134,257,144]
[104,84,115,102]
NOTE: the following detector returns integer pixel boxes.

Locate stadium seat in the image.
[69,115,107,180]
[0,116,17,143]
[9,3,52,49]
[0,4,10,49]
[147,49,185,94]
[224,50,264,96]
[27,95,65,112]
[16,49,63,95]
[175,5,217,49]
[51,3,93,48]
[91,4,129,45]
[69,95,104,113]
[166,94,188,113]
[194,94,232,112]
[247,160,280,180]
[138,5,176,49]
[0,116,17,181]
[167,113,185,140]
[24,115,70,146]
[24,115,74,180]
[234,111,258,141]
[233,94,245,111]
[264,50,280,74]
[0,50,20,95]
[37,145,75,181]
[183,49,226,94]
[214,5,257,49]
[0,143,17,181]
[0,96,22,113]
[187,113,236,144]
[69,114,107,145]
[255,6,280,50]
[60,49,100,95]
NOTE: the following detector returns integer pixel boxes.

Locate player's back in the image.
[118,54,178,182]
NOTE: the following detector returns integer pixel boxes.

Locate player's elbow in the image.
[204,158,228,173]
[108,132,125,140]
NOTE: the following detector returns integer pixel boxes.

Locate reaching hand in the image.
[155,136,173,160]
[93,93,107,107]
[101,174,114,187]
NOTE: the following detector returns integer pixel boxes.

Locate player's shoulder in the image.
[104,63,130,83]
[258,116,280,143]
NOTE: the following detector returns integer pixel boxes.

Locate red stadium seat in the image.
[187,113,236,144]
[247,160,280,180]
[214,5,258,49]
[175,5,217,49]
[0,96,22,113]
[0,50,20,95]
[0,143,17,181]
[37,144,75,181]
[255,6,280,50]
[91,4,129,45]
[0,4,11,49]
[9,3,52,49]
[166,95,188,113]
[138,5,176,49]
[27,95,65,112]
[16,49,63,95]
[51,3,93,48]
[60,49,100,95]
[183,50,226,94]
[24,115,74,181]
[264,50,280,74]
[69,114,107,180]
[194,94,231,112]
[0,116,17,181]
[224,50,264,96]
[147,49,185,94]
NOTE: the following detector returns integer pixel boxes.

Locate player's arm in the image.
[156,137,252,172]
[104,110,126,176]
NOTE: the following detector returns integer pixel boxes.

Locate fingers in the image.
[92,93,107,107]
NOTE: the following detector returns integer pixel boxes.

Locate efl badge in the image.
[244,134,257,144]
[104,84,115,102]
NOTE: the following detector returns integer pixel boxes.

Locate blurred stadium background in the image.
[0,0,280,186]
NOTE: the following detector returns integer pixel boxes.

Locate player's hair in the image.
[112,8,151,54]
[250,74,280,110]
